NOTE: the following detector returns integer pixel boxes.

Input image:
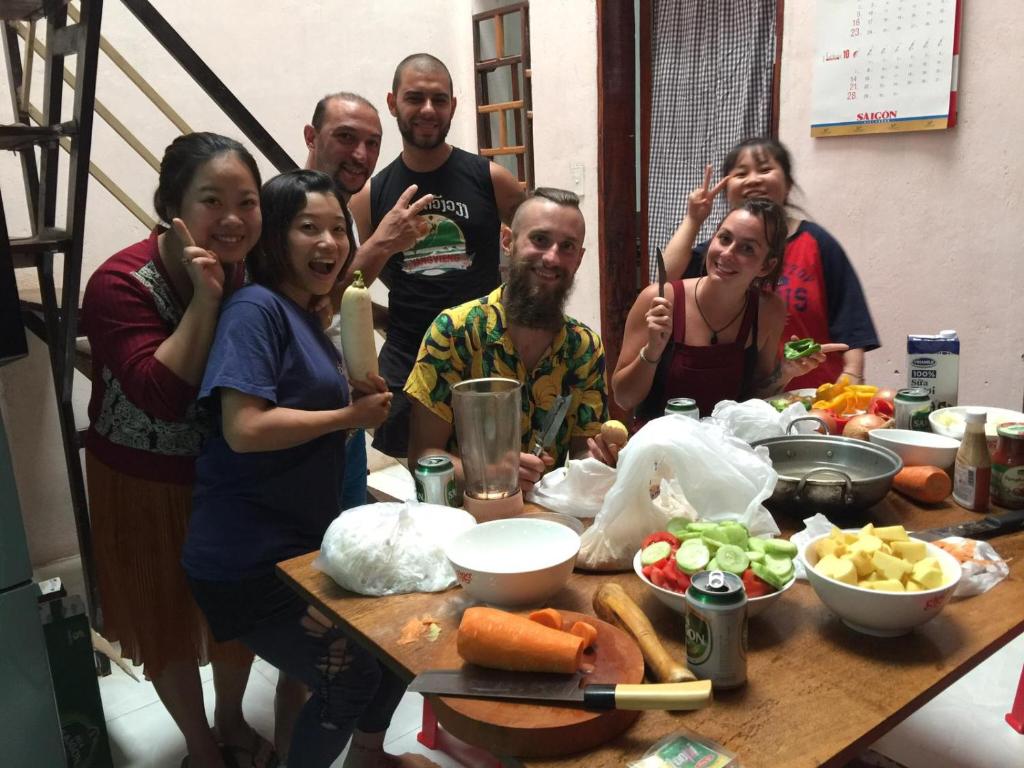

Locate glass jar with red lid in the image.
[991,422,1024,509]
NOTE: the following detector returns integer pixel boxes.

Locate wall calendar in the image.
[811,0,961,137]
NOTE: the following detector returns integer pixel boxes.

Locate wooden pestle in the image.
[593,583,696,683]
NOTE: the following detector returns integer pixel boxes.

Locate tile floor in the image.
[33,461,1024,767]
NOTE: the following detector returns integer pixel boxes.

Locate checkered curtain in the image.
[647,0,778,281]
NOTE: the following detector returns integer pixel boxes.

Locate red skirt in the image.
[86,451,252,678]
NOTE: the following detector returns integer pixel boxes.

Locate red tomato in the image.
[641,564,654,579]
[741,569,775,598]
[650,568,667,588]
[642,531,680,549]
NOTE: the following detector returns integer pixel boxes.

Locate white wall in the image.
[0,0,599,564]
[779,1,1024,409]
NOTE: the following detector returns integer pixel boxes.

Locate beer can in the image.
[894,387,932,431]
[685,570,747,689]
[414,455,459,507]
[665,397,699,419]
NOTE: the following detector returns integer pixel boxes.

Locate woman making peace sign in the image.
[81,133,276,768]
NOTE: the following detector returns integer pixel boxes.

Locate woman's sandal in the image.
[219,729,278,768]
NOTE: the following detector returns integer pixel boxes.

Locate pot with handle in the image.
[752,417,903,519]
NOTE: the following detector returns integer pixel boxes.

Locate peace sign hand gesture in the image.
[686,164,729,226]
[173,218,225,307]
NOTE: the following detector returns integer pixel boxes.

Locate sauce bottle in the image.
[991,423,1024,509]
[952,409,991,512]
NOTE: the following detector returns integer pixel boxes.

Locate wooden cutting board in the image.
[428,609,645,758]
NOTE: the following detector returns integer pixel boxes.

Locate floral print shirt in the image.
[404,286,608,466]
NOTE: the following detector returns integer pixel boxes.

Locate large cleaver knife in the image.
[912,508,1024,542]
[530,394,573,457]
[409,667,711,711]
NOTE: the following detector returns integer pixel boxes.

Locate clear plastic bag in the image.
[577,416,779,571]
[526,456,616,518]
[707,398,816,444]
[314,501,476,596]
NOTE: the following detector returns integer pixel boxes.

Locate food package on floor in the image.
[316,501,476,595]
[708,398,817,444]
[629,728,739,768]
[577,416,779,571]
[526,456,616,518]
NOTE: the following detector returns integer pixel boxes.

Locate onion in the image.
[807,408,838,435]
[842,413,893,441]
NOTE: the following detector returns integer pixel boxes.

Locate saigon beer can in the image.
[685,570,747,689]
[665,397,699,419]
[414,455,459,507]
[894,387,933,431]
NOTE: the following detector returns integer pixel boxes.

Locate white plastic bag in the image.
[315,501,476,595]
[707,398,817,444]
[526,457,616,518]
[577,416,779,570]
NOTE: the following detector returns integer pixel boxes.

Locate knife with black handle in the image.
[913,508,1024,542]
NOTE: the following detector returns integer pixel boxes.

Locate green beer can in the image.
[685,570,747,689]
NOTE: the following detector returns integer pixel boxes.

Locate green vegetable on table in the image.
[783,337,821,360]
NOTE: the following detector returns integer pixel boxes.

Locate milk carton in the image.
[907,331,959,409]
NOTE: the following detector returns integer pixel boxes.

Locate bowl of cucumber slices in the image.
[633,518,797,618]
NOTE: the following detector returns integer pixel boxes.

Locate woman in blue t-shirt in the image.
[184,170,401,767]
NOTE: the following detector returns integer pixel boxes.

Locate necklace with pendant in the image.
[693,277,746,345]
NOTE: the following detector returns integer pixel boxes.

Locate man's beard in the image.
[396,113,451,150]
[503,257,574,330]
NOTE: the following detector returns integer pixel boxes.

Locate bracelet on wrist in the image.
[639,345,661,365]
[842,370,864,382]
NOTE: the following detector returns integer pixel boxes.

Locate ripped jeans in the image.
[239,604,407,768]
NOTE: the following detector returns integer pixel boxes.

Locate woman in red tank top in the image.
[611,195,846,428]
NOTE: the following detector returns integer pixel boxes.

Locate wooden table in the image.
[277,496,1024,768]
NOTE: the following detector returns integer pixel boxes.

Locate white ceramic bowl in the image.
[867,428,959,469]
[445,518,580,607]
[800,531,962,637]
[632,550,793,618]
[929,406,1024,442]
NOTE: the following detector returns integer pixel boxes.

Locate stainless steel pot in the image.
[752,418,903,518]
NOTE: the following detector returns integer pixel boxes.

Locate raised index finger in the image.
[396,184,419,208]
[171,218,197,248]
[701,164,713,192]
[408,193,436,215]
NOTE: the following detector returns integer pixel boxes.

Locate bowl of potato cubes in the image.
[800,524,962,636]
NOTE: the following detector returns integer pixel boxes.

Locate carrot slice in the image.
[528,607,563,630]
[569,620,598,649]
[457,606,584,674]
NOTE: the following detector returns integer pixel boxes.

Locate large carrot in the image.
[457,606,584,674]
[528,607,563,630]
[892,465,951,504]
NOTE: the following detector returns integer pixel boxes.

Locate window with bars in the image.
[472,3,533,189]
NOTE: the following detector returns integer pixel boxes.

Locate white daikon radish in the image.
[339,270,379,382]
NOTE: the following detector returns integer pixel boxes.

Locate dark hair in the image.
[153,132,261,224]
[249,170,355,289]
[310,92,377,131]
[721,137,796,200]
[392,53,453,95]
[510,187,581,233]
[713,197,788,288]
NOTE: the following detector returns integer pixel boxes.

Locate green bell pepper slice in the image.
[783,338,821,360]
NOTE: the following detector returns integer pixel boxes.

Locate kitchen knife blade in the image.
[655,246,667,298]
[912,508,1024,542]
[530,394,572,457]
[409,668,712,711]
